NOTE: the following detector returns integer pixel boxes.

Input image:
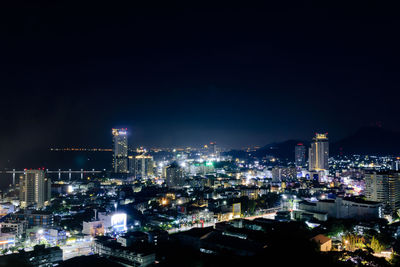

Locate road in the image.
[167,208,279,234]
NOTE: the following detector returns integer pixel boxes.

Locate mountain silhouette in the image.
[331,126,400,156]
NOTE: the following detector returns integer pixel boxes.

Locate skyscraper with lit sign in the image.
[308,133,329,171]
[112,128,128,173]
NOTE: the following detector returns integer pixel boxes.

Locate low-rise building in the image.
[297,197,381,220]
[0,245,62,266]
[0,221,25,237]
[82,221,105,236]
[60,235,93,261]
[311,234,332,252]
[117,231,148,247]
[94,236,155,267]
[10,210,53,227]
[0,233,15,250]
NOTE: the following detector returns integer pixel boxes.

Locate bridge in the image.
[2,169,104,185]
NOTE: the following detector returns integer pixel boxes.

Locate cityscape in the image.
[1,128,400,266]
[2,2,400,267]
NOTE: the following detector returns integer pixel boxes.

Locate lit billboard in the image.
[111,213,127,232]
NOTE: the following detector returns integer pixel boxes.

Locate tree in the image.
[342,234,365,251]
[369,236,384,254]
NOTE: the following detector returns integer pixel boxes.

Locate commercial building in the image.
[112,128,128,173]
[165,162,185,188]
[98,212,127,233]
[272,167,297,182]
[308,133,329,171]
[82,220,105,236]
[60,235,94,261]
[39,228,67,245]
[365,171,400,215]
[19,169,51,208]
[129,154,154,179]
[240,187,259,200]
[296,197,381,220]
[10,210,54,227]
[295,143,306,167]
[0,233,15,250]
[0,203,15,217]
[94,236,155,267]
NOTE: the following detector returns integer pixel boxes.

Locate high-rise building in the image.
[209,142,218,156]
[295,143,306,167]
[112,128,128,173]
[392,157,400,171]
[165,162,184,188]
[19,169,51,208]
[308,133,329,171]
[365,171,400,215]
[129,154,154,179]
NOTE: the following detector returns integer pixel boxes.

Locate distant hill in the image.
[226,127,400,160]
[331,126,400,156]
[252,139,308,160]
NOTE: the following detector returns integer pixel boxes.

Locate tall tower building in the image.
[19,169,51,208]
[129,154,154,179]
[295,143,306,167]
[112,128,128,173]
[165,162,185,188]
[365,171,400,215]
[308,133,329,171]
[209,142,218,156]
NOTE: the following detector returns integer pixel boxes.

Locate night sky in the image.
[1,2,400,166]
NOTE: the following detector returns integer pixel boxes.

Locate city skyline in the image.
[3,2,400,266]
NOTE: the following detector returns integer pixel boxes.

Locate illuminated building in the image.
[82,221,105,236]
[38,228,67,245]
[129,154,154,179]
[295,143,306,167]
[365,171,400,215]
[0,233,15,250]
[240,187,259,200]
[112,128,128,173]
[60,235,93,261]
[272,167,297,182]
[392,157,400,171]
[98,212,127,233]
[0,203,15,217]
[232,203,241,217]
[19,169,51,208]
[10,210,54,227]
[209,142,219,156]
[308,133,329,171]
[165,162,185,188]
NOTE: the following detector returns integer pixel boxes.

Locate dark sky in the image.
[1,2,400,165]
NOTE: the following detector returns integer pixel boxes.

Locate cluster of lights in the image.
[50,148,112,152]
